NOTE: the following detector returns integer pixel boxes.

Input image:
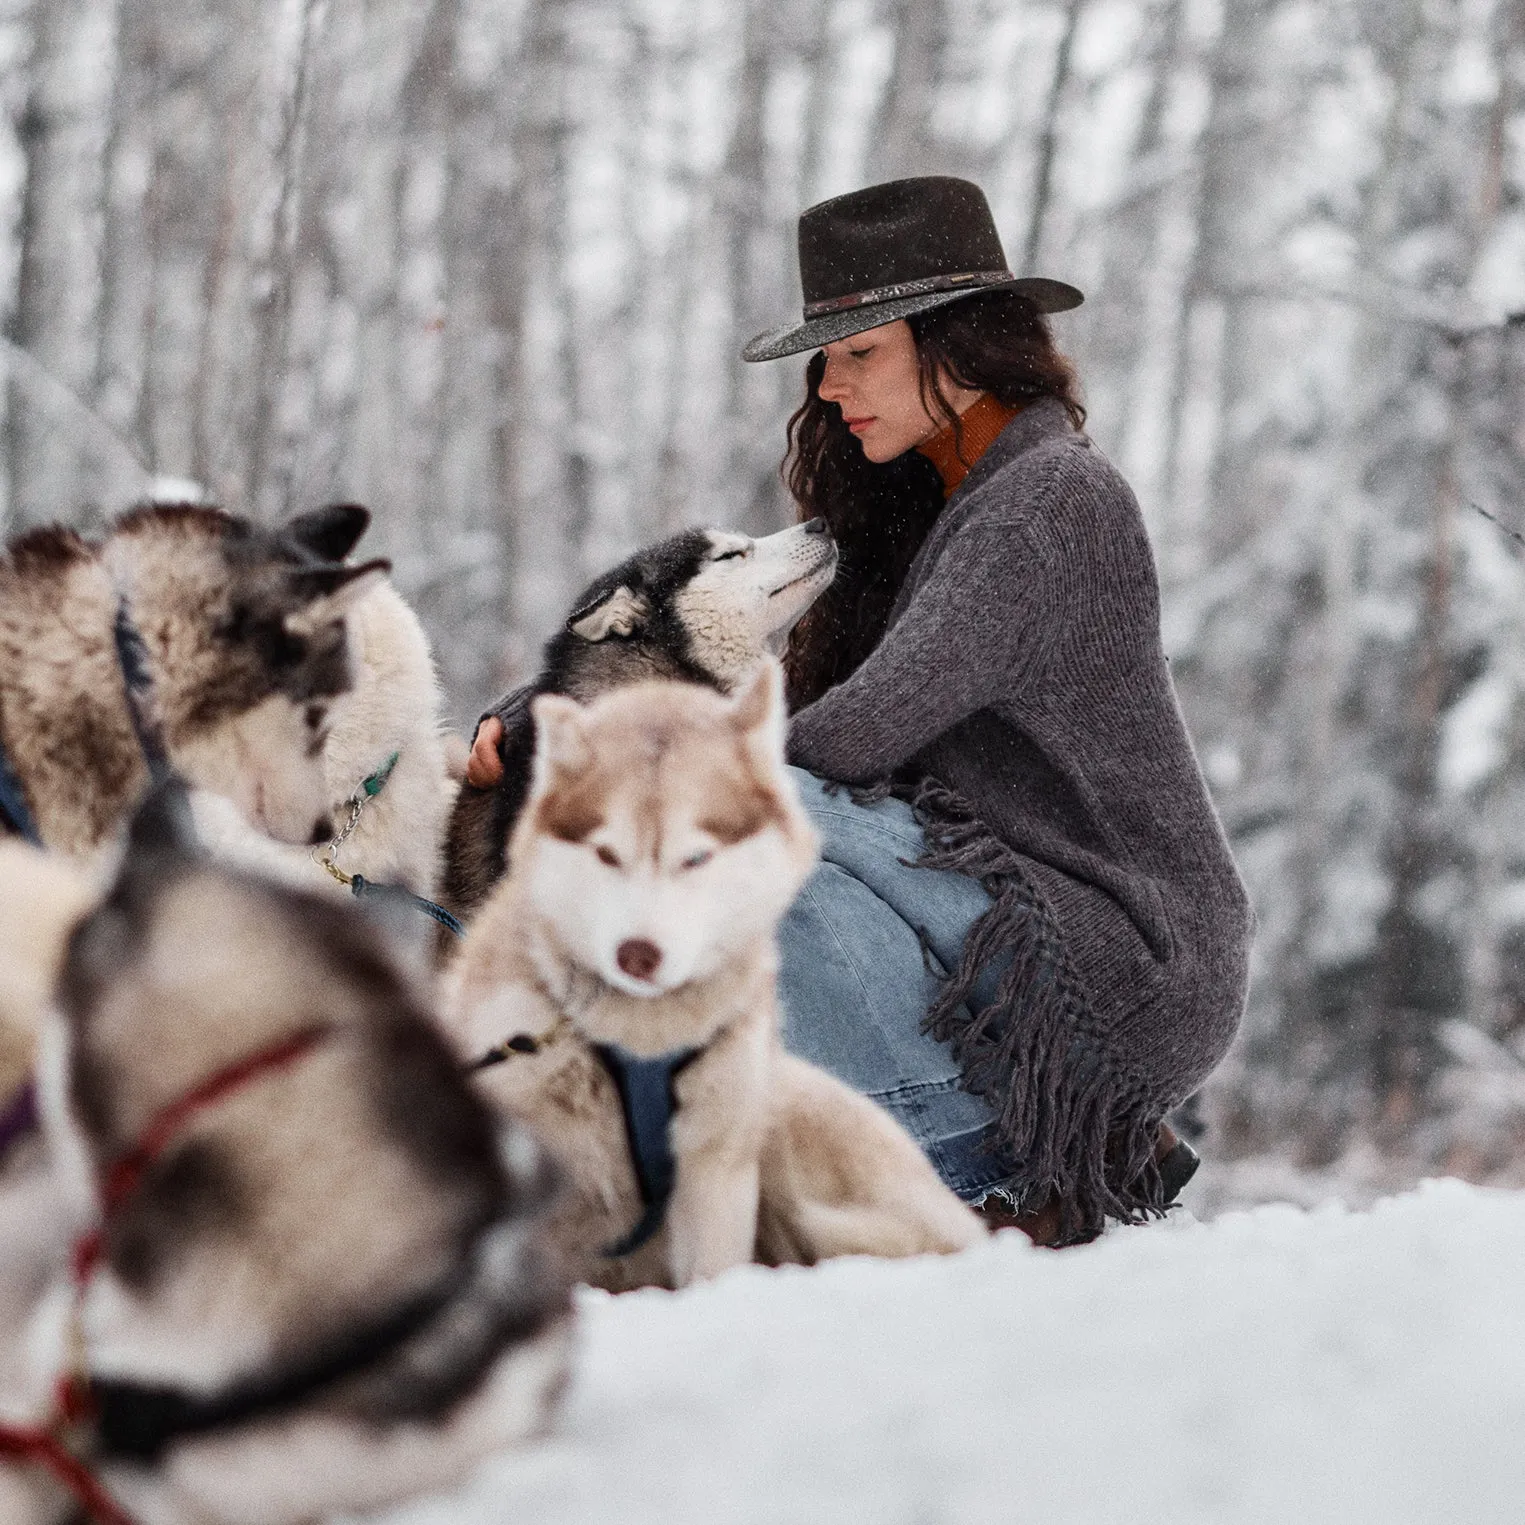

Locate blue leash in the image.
[349,874,464,939]
[316,751,464,939]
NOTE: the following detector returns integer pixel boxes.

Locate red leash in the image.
[0,1423,135,1525]
[0,1025,329,1525]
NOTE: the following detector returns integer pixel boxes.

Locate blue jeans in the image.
[776,768,1019,1205]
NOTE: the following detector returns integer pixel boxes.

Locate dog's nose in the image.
[616,938,663,982]
[308,814,334,846]
[803,516,829,535]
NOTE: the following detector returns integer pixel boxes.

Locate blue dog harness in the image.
[471,1027,703,1259]
[592,1042,702,1258]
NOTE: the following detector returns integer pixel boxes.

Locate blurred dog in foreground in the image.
[444,665,982,1293]
[442,520,838,924]
[0,844,96,1138]
[1,784,572,1525]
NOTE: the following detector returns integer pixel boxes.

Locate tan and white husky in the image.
[1,784,573,1525]
[443,663,982,1292]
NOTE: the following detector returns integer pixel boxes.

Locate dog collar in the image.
[315,752,466,940]
[360,751,399,797]
[593,1042,703,1259]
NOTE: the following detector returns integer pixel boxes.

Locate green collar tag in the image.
[361,751,400,799]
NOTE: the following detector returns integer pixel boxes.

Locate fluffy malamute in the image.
[0,503,386,859]
[191,504,454,902]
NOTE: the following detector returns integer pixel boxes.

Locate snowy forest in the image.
[2,0,1524,1194]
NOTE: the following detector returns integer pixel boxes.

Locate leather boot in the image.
[977,1123,1201,1248]
[1154,1121,1201,1203]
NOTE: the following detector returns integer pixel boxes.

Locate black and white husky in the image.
[0,503,387,859]
[189,505,455,903]
[442,520,837,922]
[0,784,572,1525]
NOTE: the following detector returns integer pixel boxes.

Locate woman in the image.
[743,176,1253,1244]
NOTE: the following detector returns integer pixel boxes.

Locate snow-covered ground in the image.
[366,1178,1525,1525]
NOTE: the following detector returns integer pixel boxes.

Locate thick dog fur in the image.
[0,844,98,1116]
[4,785,572,1525]
[757,1054,986,1264]
[443,666,982,1292]
[192,552,453,898]
[0,502,386,859]
[442,521,837,924]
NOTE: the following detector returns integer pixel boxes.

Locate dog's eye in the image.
[712,547,748,562]
[680,848,713,871]
[594,844,621,868]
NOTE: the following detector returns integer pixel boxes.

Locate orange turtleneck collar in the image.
[917,393,1022,498]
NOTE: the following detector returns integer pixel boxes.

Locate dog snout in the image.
[803,516,829,535]
[616,938,663,982]
[308,813,334,846]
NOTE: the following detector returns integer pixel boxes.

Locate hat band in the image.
[802,269,1015,319]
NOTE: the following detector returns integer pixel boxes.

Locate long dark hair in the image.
[783,289,1085,710]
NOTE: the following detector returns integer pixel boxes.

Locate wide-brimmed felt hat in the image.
[742,176,1084,363]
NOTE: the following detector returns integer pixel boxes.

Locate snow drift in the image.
[365,1178,1525,1525]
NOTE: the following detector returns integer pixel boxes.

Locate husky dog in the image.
[191,505,453,900]
[443,666,982,1292]
[2,784,572,1525]
[442,520,837,923]
[0,503,386,860]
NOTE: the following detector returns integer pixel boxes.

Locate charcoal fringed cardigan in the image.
[786,397,1253,1241]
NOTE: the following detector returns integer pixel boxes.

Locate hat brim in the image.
[741,276,1084,363]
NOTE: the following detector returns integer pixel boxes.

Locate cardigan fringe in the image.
[905,778,1167,1245]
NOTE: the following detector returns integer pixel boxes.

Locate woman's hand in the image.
[466,715,506,788]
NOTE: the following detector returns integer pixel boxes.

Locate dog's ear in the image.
[567,585,647,643]
[529,694,593,791]
[125,775,201,865]
[60,777,200,1041]
[283,559,390,637]
[284,503,371,563]
[729,658,787,770]
[110,776,201,913]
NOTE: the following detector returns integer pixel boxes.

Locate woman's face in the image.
[816,319,981,463]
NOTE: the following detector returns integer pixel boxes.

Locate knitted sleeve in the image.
[787,517,1061,783]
